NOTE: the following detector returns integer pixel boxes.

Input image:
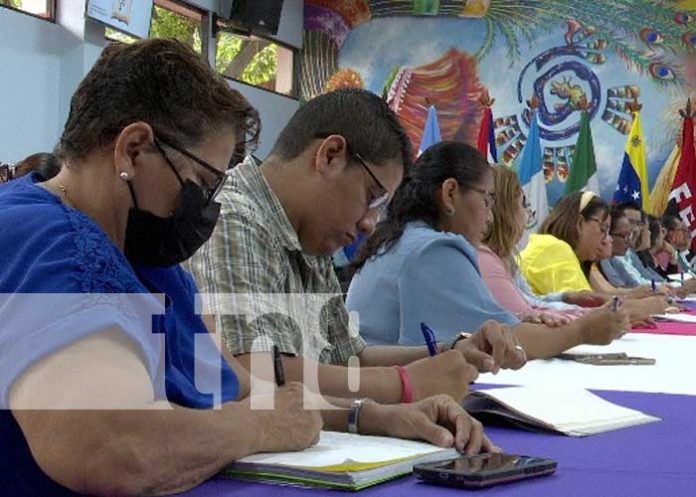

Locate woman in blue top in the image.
[347,141,628,359]
[2,40,499,497]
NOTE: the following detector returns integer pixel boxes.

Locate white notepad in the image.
[652,313,696,323]
[225,431,457,490]
[463,386,660,437]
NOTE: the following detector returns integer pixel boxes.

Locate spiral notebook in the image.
[224,431,458,490]
[463,386,660,437]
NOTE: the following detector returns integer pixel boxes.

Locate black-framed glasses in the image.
[314,133,390,212]
[154,136,228,205]
[610,231,634,242]
[588,217,611,237]
[471,186,496,209]
[351,151,390,211]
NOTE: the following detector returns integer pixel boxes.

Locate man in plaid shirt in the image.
[187,89,526,404]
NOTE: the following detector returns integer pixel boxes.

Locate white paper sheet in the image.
[652,313,696,323]
[237,431,452,468]
[469,387,660,436]
[478,333,696,395]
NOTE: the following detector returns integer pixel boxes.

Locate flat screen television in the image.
[86,0,154,39]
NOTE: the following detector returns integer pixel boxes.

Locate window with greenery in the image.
[0,0,53,19]
[216,29,295,97]
[106,0,202,54]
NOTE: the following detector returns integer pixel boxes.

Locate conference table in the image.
[183,323,696,497]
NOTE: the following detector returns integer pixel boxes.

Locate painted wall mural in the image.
[301,0,696,204]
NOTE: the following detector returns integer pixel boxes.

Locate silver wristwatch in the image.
[347,398,368,434]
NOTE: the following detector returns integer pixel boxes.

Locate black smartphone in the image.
[413,453,557,488]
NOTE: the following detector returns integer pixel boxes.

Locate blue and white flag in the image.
[418,105,442,155]
[516,109,548,247]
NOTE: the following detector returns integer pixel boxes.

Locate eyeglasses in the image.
[627,219,646,228]
[610,231,634,242]
[471,186,496,209]
[314,133,391,212]
[587,217,611,236]
[154,136,228,205]
[351,151,390,211]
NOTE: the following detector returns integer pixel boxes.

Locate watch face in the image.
[348,399,366,434]
[450,332,471,349]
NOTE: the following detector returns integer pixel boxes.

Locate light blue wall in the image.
[0,0,302,163]
[0,8,73,162]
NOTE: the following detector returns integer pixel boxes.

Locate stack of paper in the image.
[224,431,458,490]
[463,387,660,437]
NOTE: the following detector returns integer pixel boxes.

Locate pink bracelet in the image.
[394,365,413,404]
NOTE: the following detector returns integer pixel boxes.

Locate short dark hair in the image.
[613,201,641,219]
[647,215,662,247]
[610,205,627,232]
[270,88,412,169]
[353,141,489,269]
[662,214,683,231]
[14,153,62,180]
[58,38,259,161]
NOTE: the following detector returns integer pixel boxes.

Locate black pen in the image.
[273,345,285,387]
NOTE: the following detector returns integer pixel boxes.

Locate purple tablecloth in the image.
[180,390,696,497]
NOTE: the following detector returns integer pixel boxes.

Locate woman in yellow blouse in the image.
[521,191,606,294]
[521,192,667,324]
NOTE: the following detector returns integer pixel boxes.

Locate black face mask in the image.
[124,180,221,267]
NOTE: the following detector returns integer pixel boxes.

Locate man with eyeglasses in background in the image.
[658,214,696,276]
[599,203,672,291]
[599,205,642,288]
[186,89,526,409]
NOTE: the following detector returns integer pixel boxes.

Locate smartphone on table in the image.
[413,453,557,488]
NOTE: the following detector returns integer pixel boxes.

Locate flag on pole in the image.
[477,92,498,162]
[477,106,498,162]
[516,108,548,245]
[566,109,599,194]
[613,111,650,211]
[418,105,442,155]
[649,144,680,216]
[667,99,696,253]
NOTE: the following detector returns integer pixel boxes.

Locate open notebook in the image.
[652,313,696,323]
[224,431,457,490]
[463,387,660,437]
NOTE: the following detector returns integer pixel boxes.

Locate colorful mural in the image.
[301,0,696,203]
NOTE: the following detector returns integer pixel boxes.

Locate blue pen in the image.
[420,322,439,356]
[651,279,656,294]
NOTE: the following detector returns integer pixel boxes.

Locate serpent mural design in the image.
[301,0,696,201]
